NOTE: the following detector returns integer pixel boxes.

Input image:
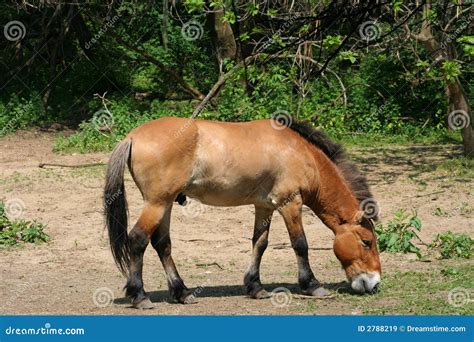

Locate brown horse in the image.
[104,116,381,309]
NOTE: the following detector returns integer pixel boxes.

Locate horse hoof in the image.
[303,287,334,298]
[251,289,271,299]
[133,297,155,309]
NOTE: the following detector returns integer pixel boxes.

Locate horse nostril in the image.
[371,282,380,293]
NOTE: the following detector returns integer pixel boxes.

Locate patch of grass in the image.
[0,171,31,186]
[412,157,474,179]
[54,129,119,153]
[429,231,473,259]
[460,202,473,217]
[334,129,461,148]
[435,158,474,178]
[375,209,423,258]
[293,300,319,313]
[69,165,106,179]
[339,265,474,315]
[0,201,50,246]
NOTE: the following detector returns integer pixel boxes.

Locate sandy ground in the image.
[0,130,472,315]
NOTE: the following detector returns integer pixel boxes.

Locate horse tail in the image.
[104,139,132,275]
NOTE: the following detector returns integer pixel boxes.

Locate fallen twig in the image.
[39,162,106,169]
[292,293,336,300]
[195,262,224,270]
[415,190,445,197]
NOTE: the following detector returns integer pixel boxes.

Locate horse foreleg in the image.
[244,206,273,299]
[126,204,166,309]
[151,205,193,304]
[279,195,330,298]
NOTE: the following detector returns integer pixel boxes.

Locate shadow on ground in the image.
[113,281,358,305]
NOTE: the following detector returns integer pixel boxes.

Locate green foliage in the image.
[458,36,474,57]
[0,0,470,155]
[0,94,45,136]
[442,60,462,81]
[375,209,423,257]
[429,231,473,259]
[0,202,50,246]
[184,0,206,13]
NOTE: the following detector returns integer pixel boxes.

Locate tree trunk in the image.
[446,80,474,158]
[162,0,169,50]
[207,8,237,72]
[413,2,473,158]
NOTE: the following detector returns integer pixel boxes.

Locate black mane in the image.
[277,117,376,219]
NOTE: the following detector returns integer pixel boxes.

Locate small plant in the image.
[432,207,449,217]
[429,231,473,259]
[375,209,423,257]
[459,202,473,217]
[0,201,50,246]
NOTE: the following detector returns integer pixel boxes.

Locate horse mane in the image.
[276,117,377,220]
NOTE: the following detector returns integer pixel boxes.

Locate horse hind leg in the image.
[125,204,166,309]
[150,205,193,304]
[244,206,273,299]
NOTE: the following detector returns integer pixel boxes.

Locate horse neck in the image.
[304,150,360,232]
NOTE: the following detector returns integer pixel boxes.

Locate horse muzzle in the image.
[350,272,381,294]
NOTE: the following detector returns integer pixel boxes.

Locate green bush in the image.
[375,209,423,257]
[0,201,50,246]
[54,97,194,153]
[0,94,44,136]
[429,231,473,259]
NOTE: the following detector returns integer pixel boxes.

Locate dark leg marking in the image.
[244,207,273,299]
[291,234,321,292]
[125,226,152,307]
[279,196,329,297]
[151,208,192,304]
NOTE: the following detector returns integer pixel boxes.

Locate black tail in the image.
[104,139,132,275]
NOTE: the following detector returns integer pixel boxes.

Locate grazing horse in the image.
[104,116,381,309]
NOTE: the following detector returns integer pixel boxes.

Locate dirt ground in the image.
[0,130,472,315]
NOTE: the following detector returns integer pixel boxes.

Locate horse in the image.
[104,116,381,309]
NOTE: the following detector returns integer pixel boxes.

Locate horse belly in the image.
[183,123,277,207]
[184,173,273,207]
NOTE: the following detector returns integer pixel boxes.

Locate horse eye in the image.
[362,239,371,248]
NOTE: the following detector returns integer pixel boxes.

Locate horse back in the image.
[126,117,316,207]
